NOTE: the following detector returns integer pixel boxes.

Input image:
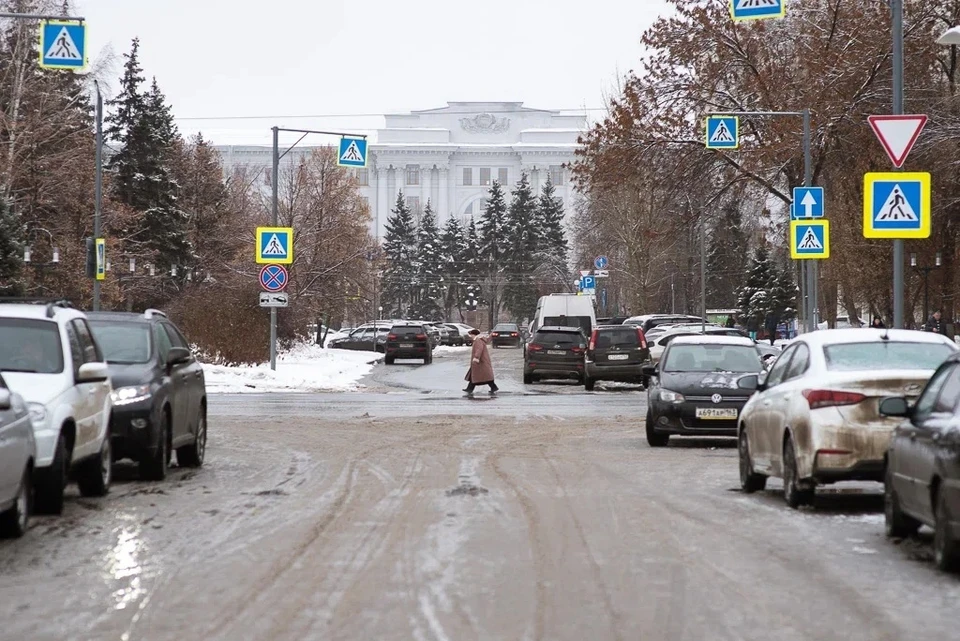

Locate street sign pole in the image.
[892,0,905,329]
[270,127,279,370]
[93,81,102,311]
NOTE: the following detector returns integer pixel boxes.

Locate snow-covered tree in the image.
[706,203,747,308]
[439,215,468,317]
[410,201,444,320]
[503,173,540,321]
[534,176,569,293]
[737,246,776,324]
[769,259,798,322]
[381,192,417,316]
[0,199,24,295]
[477,181,509,325]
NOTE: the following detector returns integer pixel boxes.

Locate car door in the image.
[163,322,203,447]
[74,318,111,450]
[153,322,188,439]
[748,344,797,471]
[67,319,101,459]
[348,328,372,351]
[0,375,26,503]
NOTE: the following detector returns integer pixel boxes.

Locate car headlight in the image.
[28,402,47,425]
[111,385,152,406]
[660,389,686,403]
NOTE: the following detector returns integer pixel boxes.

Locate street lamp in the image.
[910,251,941,323]
[937,26,960,46]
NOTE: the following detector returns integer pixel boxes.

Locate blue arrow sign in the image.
[39,21,86,70]
[791,187,824,219]
[594,255,609,270]
[730,0,785,21]
[337,137,368,168]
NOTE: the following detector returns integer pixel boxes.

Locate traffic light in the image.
[84,237,96,277]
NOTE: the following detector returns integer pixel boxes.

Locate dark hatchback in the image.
[385,323,433,365]
[880,351,960,573]
[523,326,587,384]
[644,335,763,447]
[584,325,650,391]
[491,323,522,348]
[86,310,207,480]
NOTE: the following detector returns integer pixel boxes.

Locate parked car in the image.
[385,323,433,365]
[879,351,960,572]
[0,373,35,538]
[523,326,587,384]
[442,323,468,346]
[737,329,957,508]
[425,322,456,346]
[446,323,477,345]
[0,299,112,514]
[86,310,208,480]
[491,323,522,348]
[644,335,763,447]
[584,325,650,391]
[596,317,630,325]
[327,323,391,352]
[532,294,596,337]
[623,314,706,333]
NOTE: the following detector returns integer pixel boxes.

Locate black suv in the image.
[584,325,651,391]
[86,310,207,480]
[384,323,433,365]
[523,326,587,384]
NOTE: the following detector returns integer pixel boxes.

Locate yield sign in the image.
[868,115,927,169]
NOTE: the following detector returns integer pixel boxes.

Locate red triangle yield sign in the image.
[868,115,928,168]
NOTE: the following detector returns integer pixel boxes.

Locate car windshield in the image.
[596,328,640,347]
[536,331,583,346]
[0,318,65,374]
[88,321,152,364]
[823,341,955,372]
[663,344,762,373]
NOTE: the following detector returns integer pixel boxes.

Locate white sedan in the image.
[737,329,957,508]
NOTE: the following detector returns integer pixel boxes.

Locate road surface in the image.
[1,346,958,641]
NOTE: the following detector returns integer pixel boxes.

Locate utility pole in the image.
[700,218,706,333]
[93,81,103,311]
[891,0,905,328]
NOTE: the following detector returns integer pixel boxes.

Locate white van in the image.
[531,294,596,337]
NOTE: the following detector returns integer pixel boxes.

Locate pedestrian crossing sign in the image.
[705,116,739,150]
[337,137,368,168]
[863,172,930,239]
[256,227,294,264]
[39,21,87,70]
[730,0,786,21]
[790,220,830,259]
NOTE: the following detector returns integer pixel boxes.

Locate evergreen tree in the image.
[410,202,444,320]
[769,260,798,322]
[463,217,482,316]
[503,173,540,321]
[705,203,747,308]
[439,215,468,317]
[104,38,146,206]
[534,176,569,292]
[477,181,509,325]
[381,192,417,317]
[0,199,24,295]
[736,246,776,325]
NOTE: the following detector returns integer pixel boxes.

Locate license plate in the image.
[400,343,413,348]
[695,407,738,419]
[547,350,566,355]
[608,354,629,361]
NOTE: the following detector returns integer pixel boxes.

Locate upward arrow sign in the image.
[801,191,817,217]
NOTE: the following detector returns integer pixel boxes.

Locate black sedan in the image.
[643,335,763,447]
[880,352,960,573]
[491,323,522,348]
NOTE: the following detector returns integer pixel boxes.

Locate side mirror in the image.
[641,364,658,377]
[166,346,192,368]
[879,396,911,418]
[0,388,11,410]
[756,370,769,392]
[77,362,109,383]
[737,374,759,391]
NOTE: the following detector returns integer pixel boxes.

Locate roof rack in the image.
[0,297,73,318]
[143,308,167,319]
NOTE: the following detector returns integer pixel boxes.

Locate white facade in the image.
[214,102,587,239]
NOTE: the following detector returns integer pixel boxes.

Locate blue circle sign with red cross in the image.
[259,264,288,292]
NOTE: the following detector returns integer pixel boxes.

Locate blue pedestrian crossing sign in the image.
[256,226,294,264]
[337,137,368,168]
[594,256,609,270]
[705,116,739,149]
[39,21,86,70]
[730,0,786,21]
[863,172,931,240]
[791,187,824,219]
[790,220,830,259]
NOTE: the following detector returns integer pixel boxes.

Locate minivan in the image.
[531,294,596,338]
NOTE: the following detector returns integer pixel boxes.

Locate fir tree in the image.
[0,199,24,296]
[705,203,747,308]
[439,215,468,317]
[769,260,798,322]
[503,173,540,321]
[534,176,569,292]
[410,202,444,320]
[463,217,482,316]
[381,192,417,317]
[477,181,509,325]
[736,246,776,325]
[104,38,146,205]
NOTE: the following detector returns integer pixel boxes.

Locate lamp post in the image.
[910,252,941,324]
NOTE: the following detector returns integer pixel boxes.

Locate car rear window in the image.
[536,331,584,346]
[391,326,424,336]
[494,324,518,331]
[88,321,153,364]
[0,318,65,374]
[663,344,761,373]
[543,316,592,335]
[823,341,955,372]
[595,328,640,347]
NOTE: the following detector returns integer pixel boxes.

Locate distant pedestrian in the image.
[871,317,885,329]
[746,315,759,341]
[725,316,735,329]
[924,309,946,335]
[764,311,779,346]
[464,329,498,395]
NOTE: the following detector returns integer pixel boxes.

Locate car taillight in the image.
[588,329,598,351]
[415,334,427,340]
[636,328,647,349]
[492,332,500,336]
[511,332,518,337]
[802,389,866,409]
[528,343,544,352]
[387,334,397,340]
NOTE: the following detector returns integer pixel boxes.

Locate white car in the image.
[0,374,34,537]
[0,301,113,514]
[737,328,958,508]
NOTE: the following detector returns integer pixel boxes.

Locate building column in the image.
[376,166,388,240]
[421,165,432,212]
[438,166,449,220]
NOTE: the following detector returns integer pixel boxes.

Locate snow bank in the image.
[433,346,472,357]
[203,342,382,393]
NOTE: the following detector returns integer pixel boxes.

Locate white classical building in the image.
[214,102,587,239]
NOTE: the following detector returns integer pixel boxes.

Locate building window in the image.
[480,168,491,186]
[549,165,563,185]
[406,165,420,185]
[463,167,473,186]
[498,168,508,185]
[356,169,369,186]
[407,196,421,215]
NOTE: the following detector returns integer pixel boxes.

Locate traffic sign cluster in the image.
[256,226,293,307]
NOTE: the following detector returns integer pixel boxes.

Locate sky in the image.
[72,0,669,145]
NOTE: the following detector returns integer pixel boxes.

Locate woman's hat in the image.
[468,329,481,335]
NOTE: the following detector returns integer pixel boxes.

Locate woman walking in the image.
[464,329,498,395]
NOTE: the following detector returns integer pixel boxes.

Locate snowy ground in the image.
[202,342,382,393]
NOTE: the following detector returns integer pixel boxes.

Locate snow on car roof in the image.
[796,328,956,347]
[668,334,755,347]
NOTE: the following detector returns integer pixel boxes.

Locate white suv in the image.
[0,300,113,514]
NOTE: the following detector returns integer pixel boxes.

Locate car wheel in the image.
[584,377,595,391]
[884,463,920,538]
[384,356,395,365]
[640,376,649,389]
[0,466,31,538]
[424,353,433,365]
[177,406,207,468]
[376,345,384,353]
[783,437,814,509]
[646,410,669,447]
[738,429,767,493]
[34,434,67,515]
[523,372,533,384]
[140,411,170,481]
[77,432,112,497]
[933,488,960,572]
